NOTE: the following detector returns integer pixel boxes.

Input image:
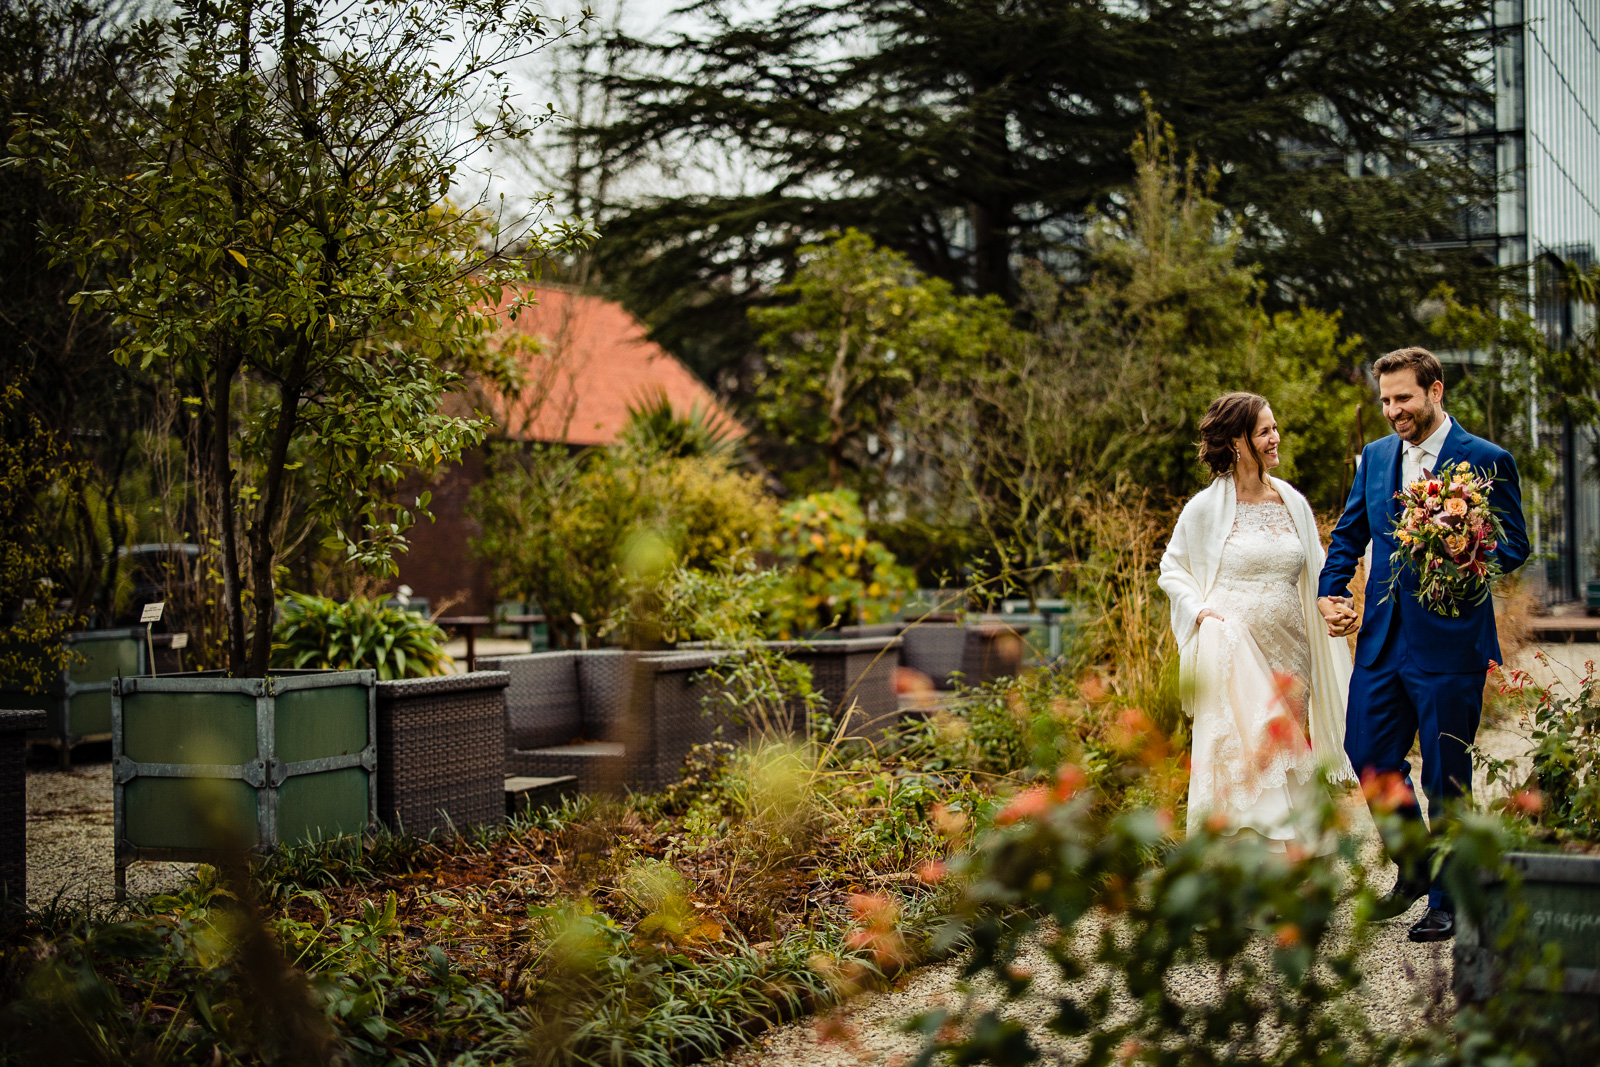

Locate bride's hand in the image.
[1197,608,1225,624]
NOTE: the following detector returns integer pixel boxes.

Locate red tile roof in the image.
[483,285,743,446]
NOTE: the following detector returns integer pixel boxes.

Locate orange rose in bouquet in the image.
[1385,460,1505,617]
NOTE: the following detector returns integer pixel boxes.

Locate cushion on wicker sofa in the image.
[480,652,581,750]
[575,649,640,740]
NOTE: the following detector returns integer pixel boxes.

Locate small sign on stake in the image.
[169,632,189,650]
[140,602,165,677]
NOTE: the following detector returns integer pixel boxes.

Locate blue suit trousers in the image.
[1344,617,1483,910]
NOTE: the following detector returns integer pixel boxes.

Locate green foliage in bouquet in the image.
[765,490,914,639]
[1386,460,1506,618]
[271,593,450,680]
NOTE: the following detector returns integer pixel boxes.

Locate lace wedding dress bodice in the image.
[1187,499,1321,850]
[1209,501,1310,687]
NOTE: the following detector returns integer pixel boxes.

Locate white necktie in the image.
[1406,443,1429,485]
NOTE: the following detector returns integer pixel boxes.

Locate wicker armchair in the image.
[476,650,739,794]
[767,636,902,740]
[374,671,509,836]
[898,623,1023,690]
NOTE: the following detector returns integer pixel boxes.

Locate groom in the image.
[1316,347,1529,943]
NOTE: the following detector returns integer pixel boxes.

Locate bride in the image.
[1159,392,1357,849]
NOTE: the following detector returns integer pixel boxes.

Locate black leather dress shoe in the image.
[1373,876,1429,921]
[1407,908,1455,943]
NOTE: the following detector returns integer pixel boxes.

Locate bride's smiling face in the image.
[1232,405,1281,476]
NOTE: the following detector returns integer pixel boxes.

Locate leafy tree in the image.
[751,229,1019,496]
[580,0,1500,384]
[16,0,589,674]
[1,0,159,626]
[903,115,1369,585]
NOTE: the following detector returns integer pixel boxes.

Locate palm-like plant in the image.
[618,389,740,461]
[271,594,452,680]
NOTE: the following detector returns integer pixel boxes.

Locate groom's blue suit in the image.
[1318,419,1529,908]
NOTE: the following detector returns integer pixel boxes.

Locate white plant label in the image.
[140,602,166,624]
[169,632,189,650]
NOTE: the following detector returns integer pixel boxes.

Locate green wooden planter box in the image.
[1455,851,1600,1008]
[0,628,145,768]
[112,669,376,893]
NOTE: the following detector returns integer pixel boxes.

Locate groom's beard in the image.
[1388,400,1439,443]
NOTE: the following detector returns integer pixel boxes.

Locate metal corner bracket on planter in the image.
[0,628,146,769]
[112,669,377,896]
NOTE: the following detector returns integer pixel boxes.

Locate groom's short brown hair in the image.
[1373,346,1443,390]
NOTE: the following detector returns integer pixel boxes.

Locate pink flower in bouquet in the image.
[1445,533,1468,557]
[1444,497,1468,518]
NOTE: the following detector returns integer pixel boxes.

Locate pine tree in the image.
[578,0,1501,382]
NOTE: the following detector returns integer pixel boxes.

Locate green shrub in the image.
[471,444,778,648]
[766,489,914,638]
[1480,658,1600,846]
[271,593,451,679]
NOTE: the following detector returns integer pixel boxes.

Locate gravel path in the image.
[25,753,193,909]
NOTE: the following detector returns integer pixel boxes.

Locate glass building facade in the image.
[1430,1,1600,603]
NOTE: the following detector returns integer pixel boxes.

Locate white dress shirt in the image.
[1401,413,1452,487]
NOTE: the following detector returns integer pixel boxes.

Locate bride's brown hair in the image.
[1198,392,1270,479]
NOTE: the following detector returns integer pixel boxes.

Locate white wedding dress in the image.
[1188,501,1323,850]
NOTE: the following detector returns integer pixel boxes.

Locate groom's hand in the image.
[1317,595,1359,637]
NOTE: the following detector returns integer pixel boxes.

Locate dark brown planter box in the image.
[375,671,510,837]
[1455,850,1600,1010]
[1,709,45,905]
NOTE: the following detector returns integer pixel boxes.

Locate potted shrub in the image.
[1457,665,1600,1011]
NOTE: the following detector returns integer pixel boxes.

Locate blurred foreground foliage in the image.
[913,780,1600,1067]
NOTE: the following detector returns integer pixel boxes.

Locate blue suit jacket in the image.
[1317,420,1529,674]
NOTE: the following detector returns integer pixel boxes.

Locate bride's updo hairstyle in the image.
[1198,391,1270,479]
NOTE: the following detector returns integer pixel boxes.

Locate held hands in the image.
[1317,595,1359,638]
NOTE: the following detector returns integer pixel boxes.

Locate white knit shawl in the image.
[1158,474,1357,783]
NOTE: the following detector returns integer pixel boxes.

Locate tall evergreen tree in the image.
[577,0,1502,382]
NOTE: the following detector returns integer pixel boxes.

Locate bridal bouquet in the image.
[1386,460,1505,617]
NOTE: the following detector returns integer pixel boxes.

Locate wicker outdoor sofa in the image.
[475,650,742,794]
